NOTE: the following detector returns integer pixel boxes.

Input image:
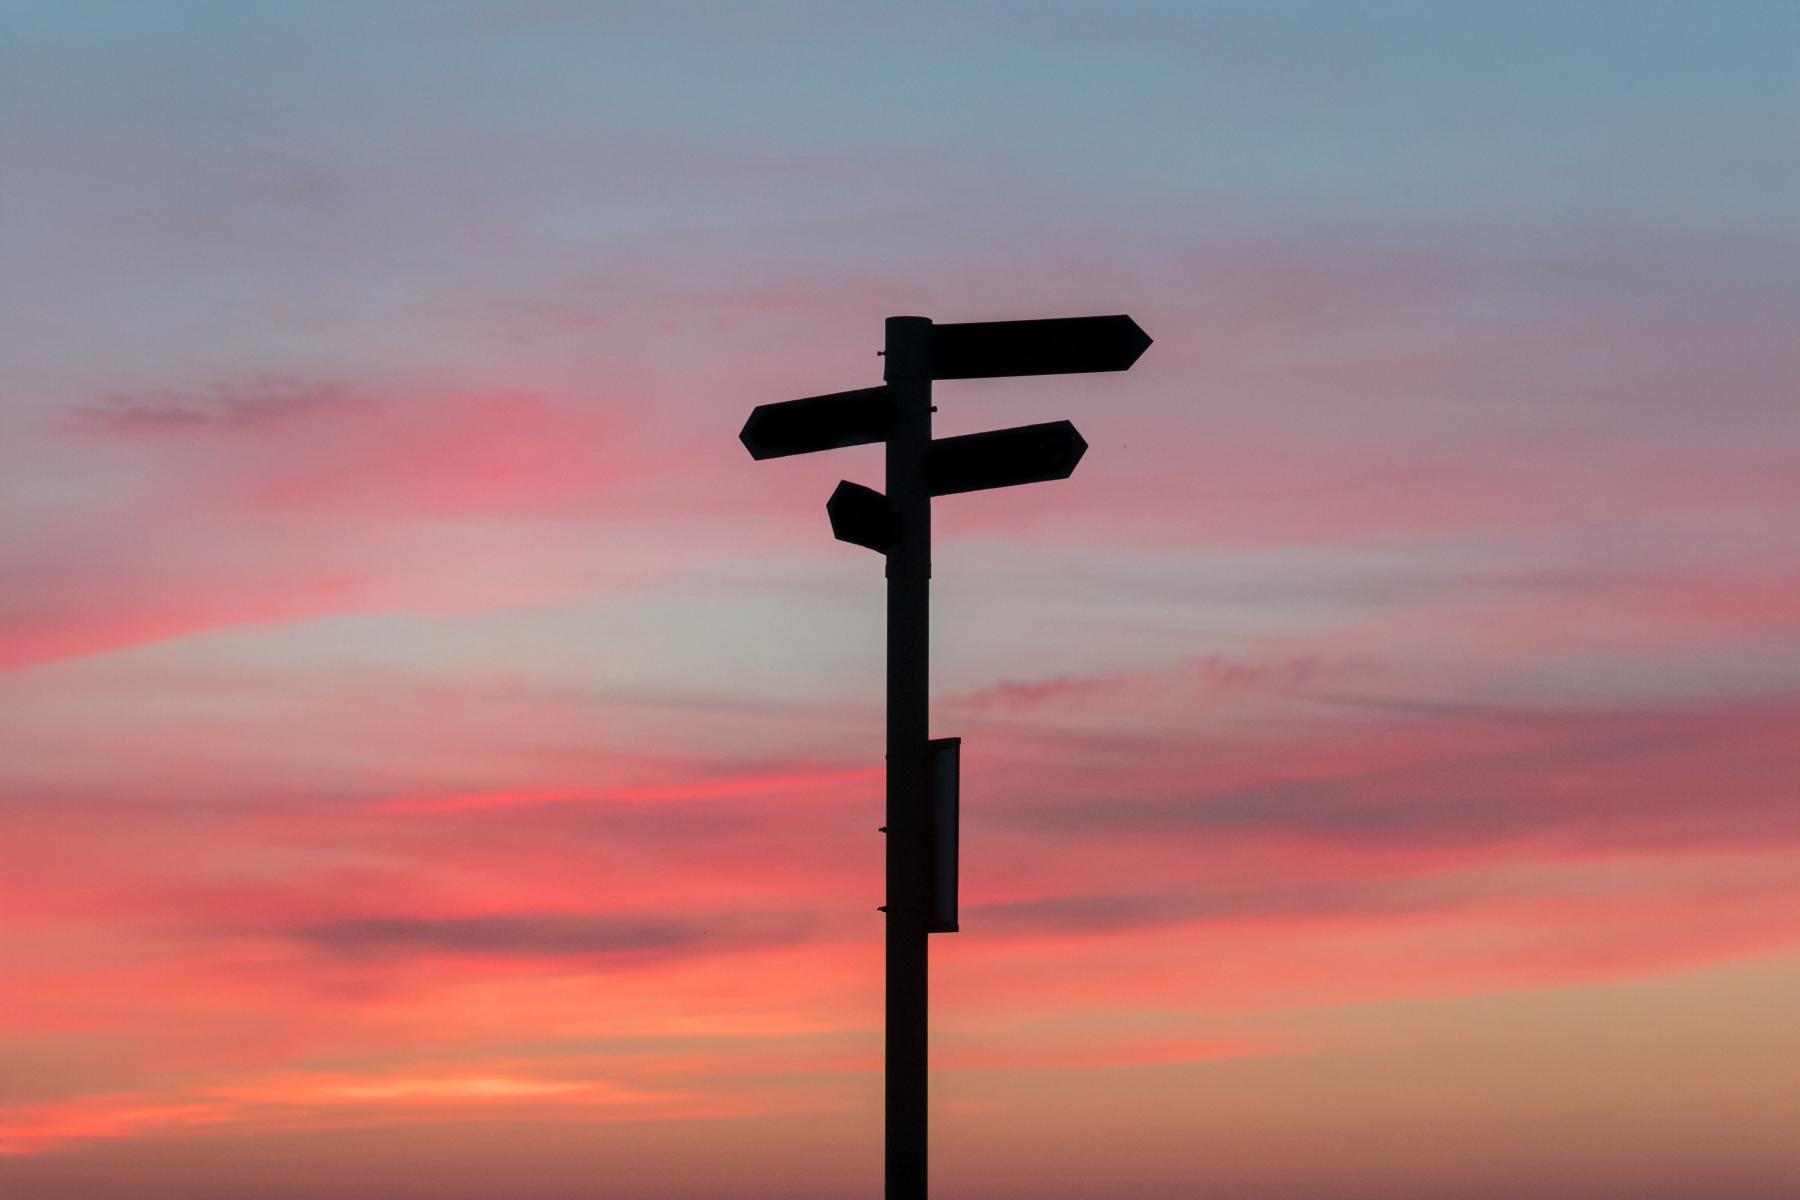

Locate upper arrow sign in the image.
[739,386,890,460]
[929,420,1088,497]
[929,315,1151,380]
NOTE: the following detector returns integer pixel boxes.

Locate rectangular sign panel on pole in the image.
[928,737,960,935]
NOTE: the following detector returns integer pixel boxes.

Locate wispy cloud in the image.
[989,692,1800,856]
[945,653,1341,714]
[62,377,355,438]
[0,1066,735,1158]
[289,911,818,964]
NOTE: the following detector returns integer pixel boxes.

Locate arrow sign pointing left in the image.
[739,385,891,460]
[827,480,893,553]
[928,420,1088,497]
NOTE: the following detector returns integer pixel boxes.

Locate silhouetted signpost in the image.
[739,314,1151,1200]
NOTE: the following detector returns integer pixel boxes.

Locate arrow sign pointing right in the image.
[739,385,891,460]
[928,420,1088,497]
[930,315,1151,380]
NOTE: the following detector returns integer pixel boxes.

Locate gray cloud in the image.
[968,877,1473,937]
[986,694,1800,853]
[965,859,1757,939]
[291,911,817,963]
[64,377,352,437]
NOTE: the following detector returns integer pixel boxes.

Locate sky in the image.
[1,2,1797,1197]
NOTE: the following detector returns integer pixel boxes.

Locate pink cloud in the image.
[59,378,645,523]
[376,763,882,814]
[2,382,672,671]
[240,389,626,519]
[0,571,374,673]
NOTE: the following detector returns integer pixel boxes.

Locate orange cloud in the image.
[0,1067,746,1158]
[0,1097,233,1158]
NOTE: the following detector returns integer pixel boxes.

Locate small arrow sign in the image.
[827,480,893,553]
[929,420,1088,497]
[930,315,1151,380]
[739,386,890,460]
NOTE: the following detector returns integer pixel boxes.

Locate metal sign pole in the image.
[882,315,932,1200]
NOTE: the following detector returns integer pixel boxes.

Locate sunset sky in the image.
[2,3,1798,1198]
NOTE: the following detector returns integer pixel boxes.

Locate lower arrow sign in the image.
[928,420,1088,497]
[827,480,893,553]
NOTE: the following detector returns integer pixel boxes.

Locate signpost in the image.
[739,313,1150,1200]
